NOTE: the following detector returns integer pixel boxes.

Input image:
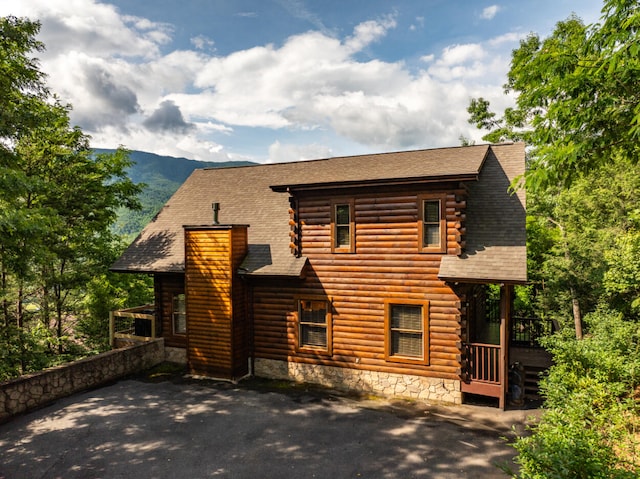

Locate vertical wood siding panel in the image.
[186,229,233,377]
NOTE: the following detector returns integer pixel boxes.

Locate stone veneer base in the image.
[164,347,188,364]
[254,358,462,405]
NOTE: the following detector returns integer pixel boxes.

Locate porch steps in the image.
[524,366,546,400]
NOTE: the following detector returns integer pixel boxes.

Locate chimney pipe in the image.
[212,202,220,224]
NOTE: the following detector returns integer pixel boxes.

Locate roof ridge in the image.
[202,143,491,171]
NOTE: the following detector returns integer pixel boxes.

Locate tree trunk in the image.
[570,290,583,339]
[1,265,8,329]
[548,217,583,339]
[55,283,63,355]
[17,284,25,373]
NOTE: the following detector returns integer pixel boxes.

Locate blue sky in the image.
[2,0,603,163]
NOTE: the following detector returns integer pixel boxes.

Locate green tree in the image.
[14,107,142,351]
[603,228,640,317]
[507,310,640,478]
[468,2,640,476]
[517,157,640,337]
[468,0,640,190]
[469,1,640,335]
[0,16,144,376]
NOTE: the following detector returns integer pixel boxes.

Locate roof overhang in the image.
[270,173,480,193]
[438,246,528,285]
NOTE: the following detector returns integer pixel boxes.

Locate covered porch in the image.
[459,283,553,408]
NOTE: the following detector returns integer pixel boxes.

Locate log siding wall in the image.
[252,187,466,381]
[155,273,186,348]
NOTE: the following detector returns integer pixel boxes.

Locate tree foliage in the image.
[509,310,640,478]
[469,0,640,190]
[467,2,640,475]
[0,16,149,379]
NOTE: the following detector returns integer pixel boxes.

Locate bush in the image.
[506,309,640,478]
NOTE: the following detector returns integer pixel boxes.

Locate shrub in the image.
[507,309,640,478]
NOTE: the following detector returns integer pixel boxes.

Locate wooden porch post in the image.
[109,311,114,348]
[499,284,513,409]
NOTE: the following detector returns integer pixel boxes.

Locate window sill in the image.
[297,346,332,356]
[385,355,429,366]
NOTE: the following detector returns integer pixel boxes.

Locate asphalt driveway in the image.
[0,371,537,478]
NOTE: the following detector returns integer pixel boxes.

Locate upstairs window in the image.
[298,299,332,353]
[384,300,429,364]
[332,199,355,253]
[418,194,446,253]
[173,293,186,334]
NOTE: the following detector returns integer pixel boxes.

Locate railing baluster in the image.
[463,342,500,384]
[511,317,555,347]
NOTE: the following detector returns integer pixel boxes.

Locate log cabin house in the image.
[111,142,537,408]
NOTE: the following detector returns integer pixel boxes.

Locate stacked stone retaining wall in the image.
[0,339,165,422]
[255,358,462,404]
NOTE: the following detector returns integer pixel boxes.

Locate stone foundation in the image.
[254,358,462,404]
[164,347,187,364]
[0,339,165,422]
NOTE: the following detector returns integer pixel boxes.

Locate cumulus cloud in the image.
[85,64,139,112]
[0,0,524,161]
[5,0,171,59]
[344,14,397,53]
[90,123,232,161]
[143,100,195,134]
[481,5,501,20]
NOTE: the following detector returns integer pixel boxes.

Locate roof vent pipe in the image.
[212,202,220,225]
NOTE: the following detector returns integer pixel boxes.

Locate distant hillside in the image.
[94,149,255,238]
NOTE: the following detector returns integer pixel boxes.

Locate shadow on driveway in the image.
[0,369,537,478]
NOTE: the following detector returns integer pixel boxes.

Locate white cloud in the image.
[3,0,170,59]
[190,35,215,51]
[89,124,231,162]
[439,43,486,66]
[344,14,397,53]
[0,0,525,161]
[488,32,527,46]
[481,5,501,20]
[426,43,492,82]
[268,141,333,163]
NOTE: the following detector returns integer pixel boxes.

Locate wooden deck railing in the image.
[463,342,500,384]
[461,342,502,399]
[109,304,157,346]
[511,317,555,347]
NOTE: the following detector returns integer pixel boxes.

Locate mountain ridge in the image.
[96,149,256,238]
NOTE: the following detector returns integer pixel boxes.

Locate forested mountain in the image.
[95,149,255,238]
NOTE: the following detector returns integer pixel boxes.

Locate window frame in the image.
[331,198,355,253]
[296,296,332,355]
[418,194,447,253]
[384,299,429,365]
[172,293,187,335]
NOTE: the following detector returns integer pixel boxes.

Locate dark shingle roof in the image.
[111,143,525,282]
[438,143,527,283]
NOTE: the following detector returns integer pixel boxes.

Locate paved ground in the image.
[0,370,540,479]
